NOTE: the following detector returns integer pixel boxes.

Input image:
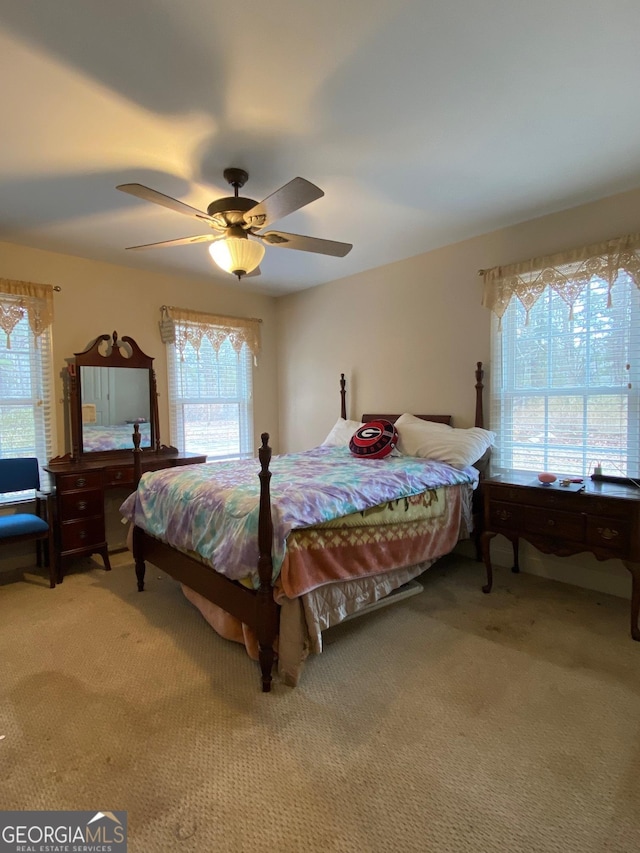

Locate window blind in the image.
[489,271,640,480]
[167,335,254,460]
[0,315,56,499]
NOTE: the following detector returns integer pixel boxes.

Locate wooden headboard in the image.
[341,362,485,430]
[344,362,489,483]
[361,413,452,425]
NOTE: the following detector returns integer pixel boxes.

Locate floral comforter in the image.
[83,422,151,452]
[119,445,477,587]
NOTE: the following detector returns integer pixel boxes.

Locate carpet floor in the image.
[1,553,639,853]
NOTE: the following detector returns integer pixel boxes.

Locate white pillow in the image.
[395,412,495,469]
[322,417,364,447]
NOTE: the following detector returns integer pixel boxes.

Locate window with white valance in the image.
[0,279,54,347]
[0,279,57,496]
[162,306,260,461]
[483,233,640,480]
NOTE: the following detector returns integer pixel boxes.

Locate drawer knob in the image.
[547,519,555,527]
[77,500,87,511]
[78,530,87,540]
[597,527,619,541]
[114,471,123,480]
[497,510,511,521]
[76,477,86,487]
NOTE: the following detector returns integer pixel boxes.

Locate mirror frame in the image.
[68,331,160,460]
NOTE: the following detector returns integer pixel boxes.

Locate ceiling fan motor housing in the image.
[207,168,263,228]
[206,196,258,224]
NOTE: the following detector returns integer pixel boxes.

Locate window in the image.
[0,280,56,499]
[484,234,640,480]
[164,307,260,461]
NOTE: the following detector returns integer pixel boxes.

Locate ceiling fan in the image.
[116,168,352,279]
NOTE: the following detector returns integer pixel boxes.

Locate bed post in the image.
[132,424,146,592]
[472,362,487,562]
[132,423,142,484]
[340,373,347,420]
[474,362,484,429]
[257,433,278,692]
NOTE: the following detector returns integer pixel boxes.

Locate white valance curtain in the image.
[160,305,262,360]
[0,279,55,347]
[481,232,640,327]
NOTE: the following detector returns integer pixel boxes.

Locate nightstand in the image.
[481,473,640,641]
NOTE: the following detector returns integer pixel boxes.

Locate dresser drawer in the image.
[583,497,635,520]
[104,466,134,487]
[522,506,585,542]
[59,489,103,521]
[489,484,587,513]
[488,501,522,529]
[56,471,103,492]
[586,517,632,556]
[60,517,106,551]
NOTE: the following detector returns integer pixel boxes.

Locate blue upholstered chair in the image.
[0,458,58,588]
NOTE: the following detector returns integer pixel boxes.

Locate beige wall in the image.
[276,185,640,599]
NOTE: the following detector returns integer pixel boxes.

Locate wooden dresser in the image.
[45,450,206,583]
[481,472,640,641]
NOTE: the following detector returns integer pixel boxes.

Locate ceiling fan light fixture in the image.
[209,233,265,279]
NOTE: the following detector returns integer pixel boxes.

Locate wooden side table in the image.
[480,473,640,641]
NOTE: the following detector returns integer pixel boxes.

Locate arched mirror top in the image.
[74,330,154,369]
[68,331,159,460]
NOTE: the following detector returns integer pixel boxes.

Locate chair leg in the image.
[46,527,57,589]
[42,493,60,587]
[35,494,48,569]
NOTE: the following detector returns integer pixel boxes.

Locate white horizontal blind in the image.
[490,271,640,479]
[0,316,56,499]
[167,334,253,460]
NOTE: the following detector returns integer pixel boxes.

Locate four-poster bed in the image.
[125,363,490,692]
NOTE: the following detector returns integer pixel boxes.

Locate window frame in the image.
[0,314,56,503]
[489,271,640,480]
[166,330,255,462]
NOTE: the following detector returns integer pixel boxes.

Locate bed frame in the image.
[132,362,486,692]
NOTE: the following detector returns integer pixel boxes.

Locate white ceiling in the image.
[1,0,640,296]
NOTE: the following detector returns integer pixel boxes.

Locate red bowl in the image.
[538,472,557,484]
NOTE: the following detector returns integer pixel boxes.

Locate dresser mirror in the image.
[79,366,152,451]
[68,331,159,460]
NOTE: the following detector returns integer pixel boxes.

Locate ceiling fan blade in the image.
[125,234,219,251]
[259,231,352,257]
[117,183,218,224]
[243,266,262,277]
[243,178,324,229]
